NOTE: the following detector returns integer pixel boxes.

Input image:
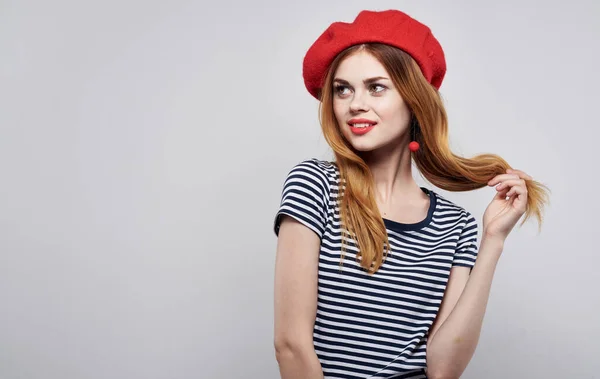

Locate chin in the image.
[346,134,405,155]
[351,143,377,152]
[347,137,383,152]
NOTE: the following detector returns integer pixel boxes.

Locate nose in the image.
[349,90,369,113]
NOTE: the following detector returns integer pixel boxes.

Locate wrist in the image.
[482,229,506,244]
[480,233,505,253]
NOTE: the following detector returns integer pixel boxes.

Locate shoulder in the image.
[432,191,478,225]
[283,158,339,190]
[275,158,337,237]
[287,158,338,176]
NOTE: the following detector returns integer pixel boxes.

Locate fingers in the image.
[507,169,533,181]
[506,183,527,198]
[488,173,520,186]
[493,185,511,200]
[493,178,525,192]
[488,169,530,213]
[488,169,533,187]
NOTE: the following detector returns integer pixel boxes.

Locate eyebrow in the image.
[333,76,390,85]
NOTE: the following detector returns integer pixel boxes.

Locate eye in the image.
[334,84,350,96]
[370,84,386,93]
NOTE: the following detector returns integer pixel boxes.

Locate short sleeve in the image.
[452,211,479,269]
[273,159,330,239]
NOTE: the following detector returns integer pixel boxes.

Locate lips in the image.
[348,118,377,135]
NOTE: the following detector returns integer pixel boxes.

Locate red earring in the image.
[409,117,421,152]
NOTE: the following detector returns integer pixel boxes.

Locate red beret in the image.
[302,9,447,100]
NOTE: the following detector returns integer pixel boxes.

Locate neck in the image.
[362,141,422,204]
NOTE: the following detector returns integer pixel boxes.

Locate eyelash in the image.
[334,84,387,96]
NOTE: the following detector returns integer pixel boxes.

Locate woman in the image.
[272,9,549,379]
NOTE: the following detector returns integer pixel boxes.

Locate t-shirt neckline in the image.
[382,187,436,232]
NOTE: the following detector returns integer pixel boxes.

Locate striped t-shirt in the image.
[273,158,479,379]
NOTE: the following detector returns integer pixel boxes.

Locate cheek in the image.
[378,101,410,127]
[332,99,342,114]
[332,101,346,124]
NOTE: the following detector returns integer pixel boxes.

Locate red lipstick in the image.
[348,118,377,135]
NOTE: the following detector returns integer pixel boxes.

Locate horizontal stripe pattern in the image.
[274,159,479,378]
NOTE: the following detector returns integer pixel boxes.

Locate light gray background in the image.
[1,0,598,378]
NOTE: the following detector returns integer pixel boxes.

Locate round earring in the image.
[409,141,420,152]
[409,118,421,152]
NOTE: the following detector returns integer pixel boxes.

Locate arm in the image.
[425,235,504,379]
[274,215,324,379]
[426,167,533,378]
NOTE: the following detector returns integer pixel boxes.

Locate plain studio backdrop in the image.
[1,0,599,378]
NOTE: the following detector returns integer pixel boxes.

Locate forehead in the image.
[334,51,388,80]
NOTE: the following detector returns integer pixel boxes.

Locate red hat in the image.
[302,9,447,100]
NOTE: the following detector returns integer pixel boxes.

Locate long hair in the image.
[317,43,550,275]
